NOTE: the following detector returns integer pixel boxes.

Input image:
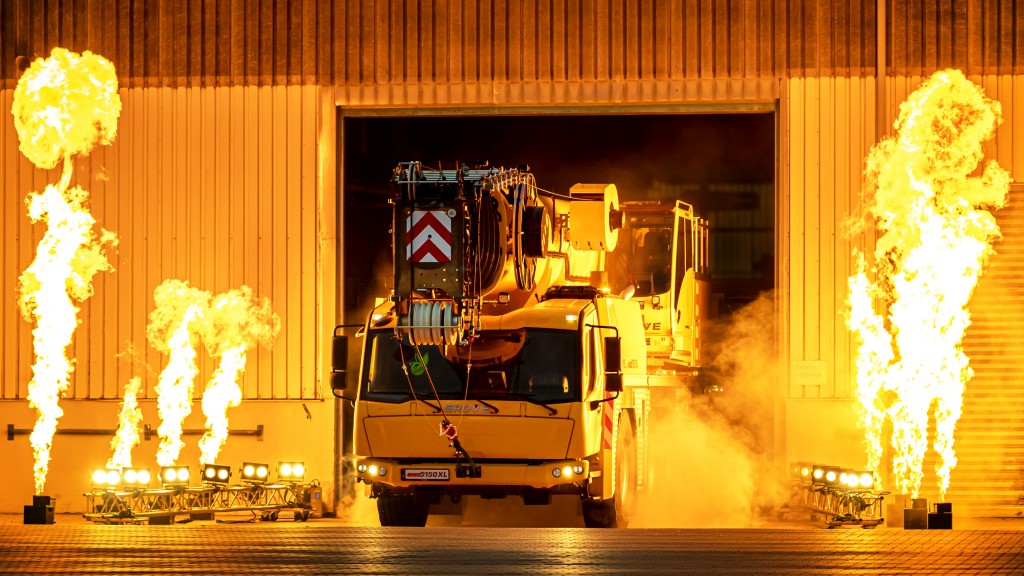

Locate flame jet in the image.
[12,48,121,493]
[847,69,1010,499]
[196,287,280,464]
[147,280,212,466]
[106,377,143,469]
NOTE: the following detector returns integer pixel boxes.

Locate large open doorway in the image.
[342,113,776,323]
[339,112,780,525]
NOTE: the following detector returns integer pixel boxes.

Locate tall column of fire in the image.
[11,49,121,494]
[147,280,212,466]
[847,69,1011,499]
[196,286,280,464]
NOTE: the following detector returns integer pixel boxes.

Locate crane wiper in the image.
[370,391,441,413]
[510,393,557,415]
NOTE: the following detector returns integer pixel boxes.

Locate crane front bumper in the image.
[355,457,590,490]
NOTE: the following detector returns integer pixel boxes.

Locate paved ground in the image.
[1,511,1023,575]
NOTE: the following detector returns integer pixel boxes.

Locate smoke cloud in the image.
[634,292,787,527]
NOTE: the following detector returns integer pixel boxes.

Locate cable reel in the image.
[512,175,549,291]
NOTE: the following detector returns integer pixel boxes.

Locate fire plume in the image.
[197,287,280,464]
[107,377,143,469]
[847,69,1010,499]
[147,280,211,466]
[12,48,121,493]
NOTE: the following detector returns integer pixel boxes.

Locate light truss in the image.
[84,482,318,524]
[781,481,889,528]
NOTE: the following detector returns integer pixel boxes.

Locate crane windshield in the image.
[361,328,580,404]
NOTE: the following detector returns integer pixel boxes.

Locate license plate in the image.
[401,468,450,481]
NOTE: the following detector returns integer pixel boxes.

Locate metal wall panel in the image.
[783,76,878,400]
[0,86,326,401]
[1,0,881,90]
[889,0,1024,76]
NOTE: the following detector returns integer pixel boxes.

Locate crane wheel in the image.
[376,494,429,527]
[582,413,638,528]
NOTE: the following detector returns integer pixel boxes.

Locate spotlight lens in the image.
[562,466,573,478]
[178,468,190,481]
[281,463,293,476]
[813,469,823,479]
[552,468,562,478]
[368,465,378,476]
[573,465,584,475]
[138,470,151,484]
[165,469,177,482]
[125,470,138,483]
[378,466,387,477]
[800,467,810,477]
[218,468,229,481]
[205,467,216,479]
[293,464,305,477]
[106,470,121,485]
[244,464,255,476]
[93,469,107,485]
[825,471,837,482]
[860,473,874,487]
[257,466,268,478]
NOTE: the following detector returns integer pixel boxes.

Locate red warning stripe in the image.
[406,210,453,263]
[410,241,450,263]
[407,211,452,244]
[602,397,615,449]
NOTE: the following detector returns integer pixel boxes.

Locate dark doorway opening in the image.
[342,113,775,322]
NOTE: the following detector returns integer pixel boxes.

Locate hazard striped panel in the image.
[406,210,452,263]
[602,397,615,449]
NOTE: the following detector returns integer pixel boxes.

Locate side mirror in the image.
[604,336,623,393]
[331,332,349,398]
[330,371,348,398]
[332,334,348,373]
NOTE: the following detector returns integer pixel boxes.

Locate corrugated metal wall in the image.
[1,86,328,400]
[783,76,878,400]
[4,1,1022,91]
[2,0,882,90]
[889,0,1023,76]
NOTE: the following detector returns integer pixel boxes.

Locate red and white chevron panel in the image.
[406,210,452,263]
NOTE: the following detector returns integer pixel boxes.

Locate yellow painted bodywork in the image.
[353,284,647,496]
[358,400,583,460]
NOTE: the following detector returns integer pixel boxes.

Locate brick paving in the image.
[0,519,1022,575]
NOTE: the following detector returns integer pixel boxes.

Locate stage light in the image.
[91,468,121,489]
[856,471,875,489]
[160,466,191,487]
[823,466,841,486]
[122,468,152,489]
[241,462,270,484]
[791,461,814,482]
[202,464,232,485]
[278,462,306,482]
[811,464,826,485]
